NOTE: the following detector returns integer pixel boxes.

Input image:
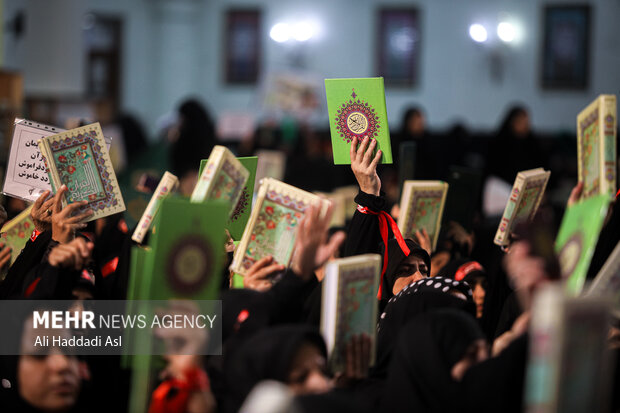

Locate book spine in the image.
[431,183,449,251]
[528,172,551,222]
[494,173,526,246]
[131,172,179,244]
[600,96,617,198]
[190,146,225,203]
[230,180,268,275]
[397,182,413,236]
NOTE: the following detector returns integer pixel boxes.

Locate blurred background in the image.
[0,0,618,224]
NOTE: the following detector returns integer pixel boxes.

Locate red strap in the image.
[101,257,119,278]
[616,188,620,199]
[454,261,484,281]
[148,368,209,413]
[357,205,410,299]
[30,229,41,242]
[24,277,42,298]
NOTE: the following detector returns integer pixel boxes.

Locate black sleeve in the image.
[343,190,388,258]
[262,269,319,325]
[23,262,79,300]
[0,230,53,300]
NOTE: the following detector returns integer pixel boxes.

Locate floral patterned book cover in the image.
[198,156,257,240]
[494,168,551,247]
[38,122,125,222]
[191,146,250,221]
[0,205,34,270]
[230,178,330,276]
[321,254,381,371]
[577,94,617,200]
[325,77,392,165]
[397,180,448,251]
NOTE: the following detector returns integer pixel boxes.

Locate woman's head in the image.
[383,239,431,298]
[226,325,331,412]
[381,309,487,412]
[401,106,426,137]
[2,312,82,412]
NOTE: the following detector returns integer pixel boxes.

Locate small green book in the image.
[555,195,610,294]
[325,77,392,165]
[199,156,258,241]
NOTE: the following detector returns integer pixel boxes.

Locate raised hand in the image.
[51,185,94,244]
[48,237,94,270]
[243,256,285,291]
[350,136,382,196]
[414,229,432,255]
[291,202,346,280]
[567,181,584,208]
[0,242,12,269]
[31,190,55,233]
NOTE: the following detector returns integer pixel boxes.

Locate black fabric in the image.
[380,308,484,413]
[0,230,52,299]
[295,389,372,413]
[494,292,522,339]
[372,276,475,379]
[223,325,326,413]
[460,333,528,413]
[343,190,387,259]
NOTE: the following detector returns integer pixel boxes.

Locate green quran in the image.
[555,195,610,294]
[325,77,393,165]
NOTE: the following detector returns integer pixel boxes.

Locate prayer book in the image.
[555,194,610,294]
[314,190,346,228]
[2,119,64,202]
[131,171,178,244]
[135,197,227,300]
[190,146,250,221]
[230,178,330,276]
[321,254,381,371]
[333,185,359,221]
[325,77,393,165]
[199,156,258,240]
[494,168,551,247]
[0,205,34,270]
[576,94,617,200]
[525,284,613,413]
[254,149,286,188]
[585,241,620,318]
[37,122,125,222]
[397,180,449,251]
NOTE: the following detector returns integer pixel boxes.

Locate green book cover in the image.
[126,198,227,412]
[142,197,227,300]
[199,156,258,240]
[555,195,610,294]
[325,77,393,165]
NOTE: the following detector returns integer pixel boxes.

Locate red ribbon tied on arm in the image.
[356,205,410,299]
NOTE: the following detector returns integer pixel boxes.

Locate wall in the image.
[3,0,619,137]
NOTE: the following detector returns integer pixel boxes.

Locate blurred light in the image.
[270,23,290,43]
[497,22,515,42]
[469,24,488,43]
[293,21,314,42]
